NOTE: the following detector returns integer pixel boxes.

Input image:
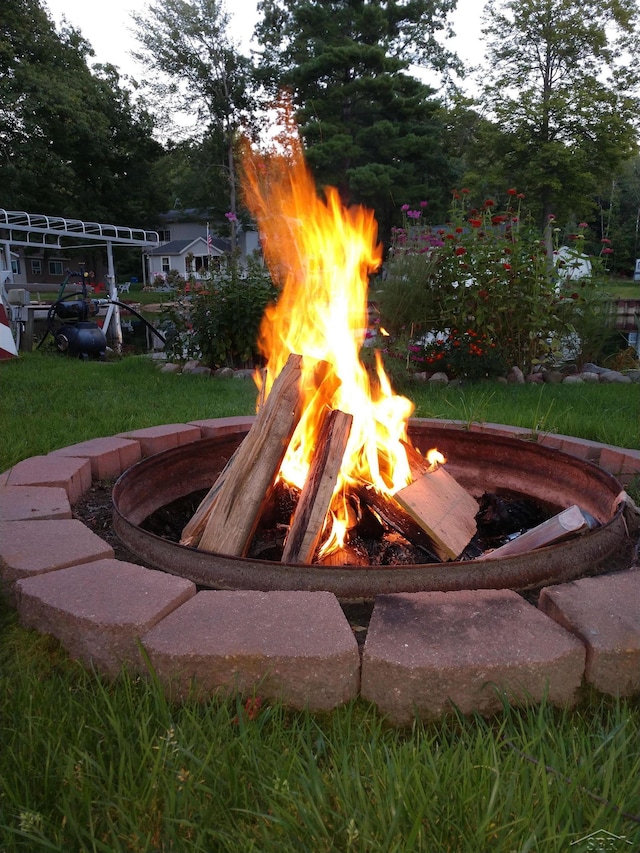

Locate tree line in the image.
[2,0,640,270]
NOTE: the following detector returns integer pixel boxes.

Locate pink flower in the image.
[401,203,410,211]
[601,247,613,255]
[420,200,428,207]
[225,211,238,222]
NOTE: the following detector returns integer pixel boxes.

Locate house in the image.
[146,236,230,284]
[145,209,261,285]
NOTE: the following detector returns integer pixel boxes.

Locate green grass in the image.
[1,352,640,852]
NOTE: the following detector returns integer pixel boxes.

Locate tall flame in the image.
[241,109,415,552]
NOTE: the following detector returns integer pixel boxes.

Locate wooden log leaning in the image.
[180,446,239,547]
[197,353,304,556]
[393,466,479,561]
[476,504,589,560]
[356,484,442,562]
[281,408,353,564]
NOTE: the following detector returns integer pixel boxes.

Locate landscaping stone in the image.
[360,590,585,724]
[15,559,196,677]
[116,423,201,457]
[428,371,449,386]
[0,485,72,521]
[141,590,360,709]
[525,372,544,383]
[181,359,201,373]
[49,436,141,480]
[507,366,525,384]
[0,519,113,604]
[563,374,584,384]
[539,570,640,696]
[160,362,181,374]
[542,369,564,384]
[214,367,235,378]
[580,371,600,383]
[4,455,91,503]
[599,370,632,384]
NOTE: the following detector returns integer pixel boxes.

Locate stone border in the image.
[1,418,639,722]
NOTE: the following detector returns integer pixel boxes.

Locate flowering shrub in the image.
[379,192,606,379]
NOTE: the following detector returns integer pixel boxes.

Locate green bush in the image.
[377,193,617,379]
[161,255,277,368]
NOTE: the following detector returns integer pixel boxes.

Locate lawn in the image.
[1,352,639,853]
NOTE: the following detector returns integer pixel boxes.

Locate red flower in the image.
[491,215,506,225]
[469,218,482,228]
[484,199,496,208]
[455,226,464,233]
[503,263,512,271]
[507,188,517,195]
[600,237,612,244]
[455,246,466,256]
[461,188,470,194]
[517,193,525,199]
[601,247,613,255]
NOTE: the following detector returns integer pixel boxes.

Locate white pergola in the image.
[0,209,159,347]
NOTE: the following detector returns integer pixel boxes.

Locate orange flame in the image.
[241,108,415,552]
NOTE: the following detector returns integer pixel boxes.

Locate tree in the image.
[478,0,640,225]
[254,0,459,239]
[0,0,165,223]
[131,0,255,247]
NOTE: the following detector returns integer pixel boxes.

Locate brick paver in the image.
[16,559,196,677]
[0,486,72,521]
[539,570,640,696]
[49,436,142,480]
[189,416,256,438]
[116,424,201,457]
[361,589,585,724]
[142,590,360,709]
[5,455,91,503]
[0,519,113,604]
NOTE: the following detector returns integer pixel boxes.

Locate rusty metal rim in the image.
[112,423,635,601]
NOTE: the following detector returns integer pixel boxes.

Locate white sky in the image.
[44,0,485,87]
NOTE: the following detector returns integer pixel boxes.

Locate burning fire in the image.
[241,112,441,555]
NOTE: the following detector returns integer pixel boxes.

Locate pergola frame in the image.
[0,209,159,347]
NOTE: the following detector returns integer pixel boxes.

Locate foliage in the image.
[0,0,165,223]
[254,0,458,240]
[161,254,278,368]
[379,191,574,378]
[477,0,640,225]
[132,0,256,244]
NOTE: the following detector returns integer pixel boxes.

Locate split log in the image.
[180,446,238,547]
[197,353,304,556]
[281,408,353,564]
[393,466,479,561]
[476,504,590,560]
[356,484,442,562]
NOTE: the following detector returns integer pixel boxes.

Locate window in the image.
[48,260,63,276]
[30,259,42,275]
[161,257,170,273]
[11,259,20,275]
[158,230,171,242]
[191,255,209,273]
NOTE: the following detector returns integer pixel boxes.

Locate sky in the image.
[43,0,485,87]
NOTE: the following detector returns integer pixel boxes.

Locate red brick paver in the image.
[49,436,142,480]
[16,559,196,677]
[0,519,113,604]
[5,455,91,503]
[142,590,360,709]
[116,424,201,457]
[0,486,72,521]
[361,590,585,724]
[189,416,256,438]
[539,570,640,696]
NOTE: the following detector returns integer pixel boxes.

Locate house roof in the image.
[148,237,231,256]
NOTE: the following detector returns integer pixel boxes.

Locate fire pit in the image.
[112,115,637,599]
[112,420,636,602]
